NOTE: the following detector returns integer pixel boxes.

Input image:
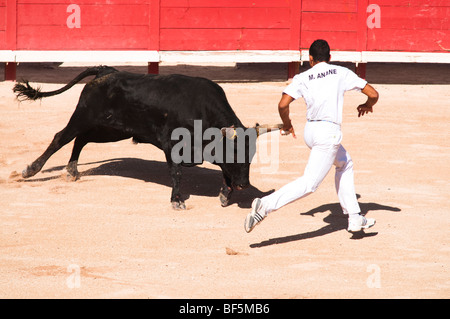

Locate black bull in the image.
[13,66,281,209]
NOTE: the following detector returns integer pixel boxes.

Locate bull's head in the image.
[218,123,282,194]
[170,121,282,206]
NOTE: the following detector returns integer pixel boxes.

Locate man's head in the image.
[309,39,331,66]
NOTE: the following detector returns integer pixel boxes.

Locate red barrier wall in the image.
[0,0,11,50]
[0,1,5,40]
[159,0,300,50]
[367,0,449,52]
[14,0,153,50]
[1,0,449,52]
[301,0,364,51]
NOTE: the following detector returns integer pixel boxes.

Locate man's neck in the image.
[310,60,328,67]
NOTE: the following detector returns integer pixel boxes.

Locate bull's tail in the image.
[13,65,117,101]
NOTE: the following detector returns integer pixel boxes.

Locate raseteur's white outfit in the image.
[260,62,367,217]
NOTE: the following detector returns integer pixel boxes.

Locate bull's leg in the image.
[65,136,89,180]
[166,159,186,210]
[22,125,81,178]
[219,175,233,207]
[66,129,131,180]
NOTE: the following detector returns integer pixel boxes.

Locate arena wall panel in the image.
[1,0,449,60]
[0,2,6,50]
[159,0,293,50]
[15,1,151,50]
[366,0,450,52]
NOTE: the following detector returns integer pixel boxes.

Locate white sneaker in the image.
[347,214,376,232]
[244,198,266,233]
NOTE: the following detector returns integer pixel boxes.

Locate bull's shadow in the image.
[42,157,273,208]
[250,195,401,247]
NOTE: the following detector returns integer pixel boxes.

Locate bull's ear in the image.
[255,123,283,137]
[221,127,237,139]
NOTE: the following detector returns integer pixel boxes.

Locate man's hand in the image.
[358,84,378,117]
[357,104,373,117]
[278,93,296,138]
[281,124,296,138]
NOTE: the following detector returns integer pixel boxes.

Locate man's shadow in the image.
[250,195,401,247]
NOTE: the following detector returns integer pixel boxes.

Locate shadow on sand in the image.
[250,195,401,247]
[32,157,274,208]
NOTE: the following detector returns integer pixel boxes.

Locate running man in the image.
[244,39,379,233]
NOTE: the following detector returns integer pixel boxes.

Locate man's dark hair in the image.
[309,39,331,62]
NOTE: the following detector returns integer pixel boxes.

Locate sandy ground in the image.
[0,62,449,299]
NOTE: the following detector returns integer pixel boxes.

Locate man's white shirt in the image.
[283,62,367,125]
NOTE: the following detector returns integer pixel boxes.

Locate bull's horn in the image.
[255,123,283,136]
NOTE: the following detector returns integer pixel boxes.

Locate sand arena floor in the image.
[0,62,449,298]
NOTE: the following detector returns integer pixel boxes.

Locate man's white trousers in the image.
[261,121,361,216]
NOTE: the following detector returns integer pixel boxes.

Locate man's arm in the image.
[278,93,296,138]
[357,83,379,117]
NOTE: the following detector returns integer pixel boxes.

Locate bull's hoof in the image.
[62,170,79,182]
[219,193,230,207]
[219,186,233,207]
[22,165,35,179]
[171,201,186,210]
[65,161,79,181]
